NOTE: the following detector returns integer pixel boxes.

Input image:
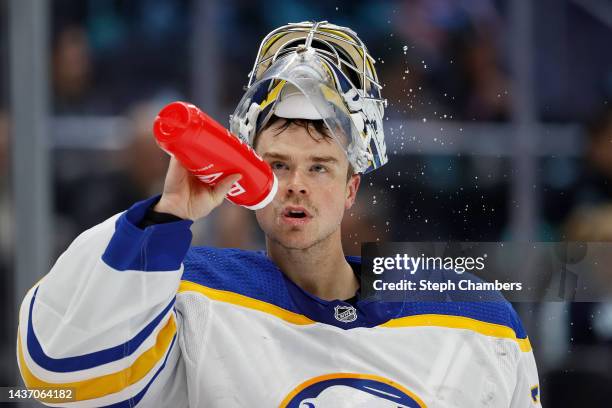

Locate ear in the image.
[344,174,361,210]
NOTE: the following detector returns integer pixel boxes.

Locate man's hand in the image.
[154,156,242,221]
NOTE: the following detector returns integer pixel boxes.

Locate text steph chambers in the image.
[372,279,523,292]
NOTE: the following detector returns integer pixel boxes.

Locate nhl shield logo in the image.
[334,305,357,323]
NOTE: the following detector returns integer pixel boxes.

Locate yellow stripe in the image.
[320,28,376,73]
[259,80,286,110]
[261,32,286,57]
[179,281,315,325]
[380,314,532,352]
[279,372,427,407]
[18,315,176,402]
[260,28,375,80]
[176,283,530,352]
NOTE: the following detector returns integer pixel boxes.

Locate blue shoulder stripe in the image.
[102,196,193,272]
[27,286,175,372]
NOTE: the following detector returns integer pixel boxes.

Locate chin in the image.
[275,234,317,251]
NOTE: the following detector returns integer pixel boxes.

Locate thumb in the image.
[211,173,243,203]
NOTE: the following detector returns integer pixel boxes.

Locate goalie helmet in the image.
[230,21,388,174]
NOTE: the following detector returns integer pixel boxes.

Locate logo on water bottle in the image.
[195,172,246,197]
[227,182,246,197]
[196,172,223,184]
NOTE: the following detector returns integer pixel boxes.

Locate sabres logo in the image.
[531,385,539,403]
[334,305,357,323]
[280,373,426,407]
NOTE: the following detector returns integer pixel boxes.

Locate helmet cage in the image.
[231,21,388,174]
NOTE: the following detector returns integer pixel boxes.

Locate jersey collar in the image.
[277,256,404,329]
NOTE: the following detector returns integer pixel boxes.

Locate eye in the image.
[311,164,328,173]
[271,161,288,170]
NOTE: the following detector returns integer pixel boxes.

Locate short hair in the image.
[256,115,355,180]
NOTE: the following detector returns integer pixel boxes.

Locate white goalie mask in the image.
[230,21,388,174]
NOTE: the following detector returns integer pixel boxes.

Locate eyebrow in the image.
[262,152,291,161]
[310,156,339,165]
[262,152,339,164]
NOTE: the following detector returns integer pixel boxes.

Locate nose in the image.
[285,169,309,196]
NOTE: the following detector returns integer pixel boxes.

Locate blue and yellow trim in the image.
[380,314,532,352]
[178,280,315,325]
[178,281,531,351]
[26,286,176,372]
[18,315,176,403]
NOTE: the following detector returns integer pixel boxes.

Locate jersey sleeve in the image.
[509,348,542,407]
[507,303,542,408]
[16,196,193,407]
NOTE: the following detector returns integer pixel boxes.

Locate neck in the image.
[266,230,359,301]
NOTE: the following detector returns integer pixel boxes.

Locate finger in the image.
[167,155,189,176]
[162,157,190,193]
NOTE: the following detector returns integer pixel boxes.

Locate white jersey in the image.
[17,196,542,407]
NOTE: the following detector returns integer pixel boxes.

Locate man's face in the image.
[255,121,360,250]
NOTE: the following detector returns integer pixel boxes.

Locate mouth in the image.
[281,206,313,225]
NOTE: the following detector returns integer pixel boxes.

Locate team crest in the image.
[334,305,357,323]
[280,373,427,407]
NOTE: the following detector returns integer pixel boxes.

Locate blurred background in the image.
[1,0,611,406]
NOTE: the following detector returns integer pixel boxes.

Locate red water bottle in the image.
[153,101,277,210]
